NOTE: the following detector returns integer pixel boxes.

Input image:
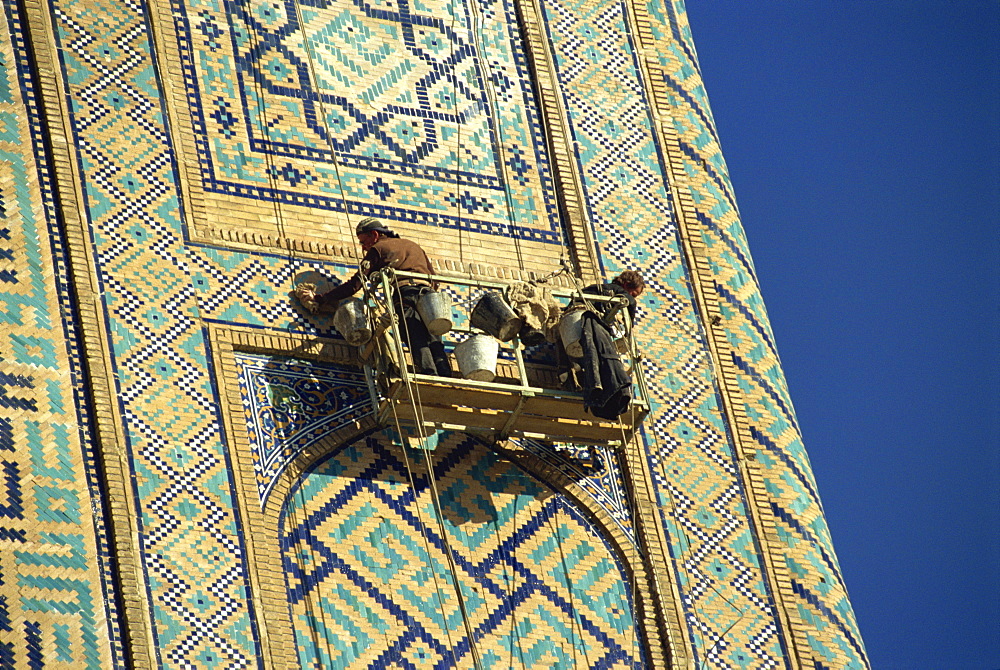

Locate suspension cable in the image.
[465,0,526,276]
[420,439,487,670]
[288,0,362,266]
[238,3,292,253]
[385,407,463,665]
[385,271,487,670]
[449,0,467,276]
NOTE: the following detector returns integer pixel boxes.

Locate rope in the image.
[237,3,291,252]
[611,300,652,663]
[382,266,483,670]
[465,0,525,275]
[385,406,463,666]
[379,270,487,670]
[421,444,487,670]
[288,0,362,266]
[449,1,467,276]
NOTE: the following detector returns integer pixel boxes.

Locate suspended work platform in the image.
[379,374,648,446]
[363,270,650,447]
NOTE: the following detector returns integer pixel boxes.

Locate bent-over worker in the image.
[568,270,644,419]
[298,218,453,377]
[583,270,645,325]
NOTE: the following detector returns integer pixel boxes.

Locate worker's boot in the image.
[429,341,453,378]
[413,346,438,376]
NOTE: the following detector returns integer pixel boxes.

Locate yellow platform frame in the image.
[367,270,650,446]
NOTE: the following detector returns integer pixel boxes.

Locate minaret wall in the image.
[0,0,867,666]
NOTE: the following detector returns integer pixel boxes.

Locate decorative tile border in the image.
[0,0,121,666]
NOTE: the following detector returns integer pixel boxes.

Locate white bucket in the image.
[454,334,499,382]
[559,309,585,358]
[416,290,453,336]
[333,298,372,346]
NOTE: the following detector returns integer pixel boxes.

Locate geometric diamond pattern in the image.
[10,0,868,663]
[176,0,563,241]
[48,0,257,666]
[283,433,645,668]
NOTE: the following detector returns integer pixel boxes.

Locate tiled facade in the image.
[0,0,868,666]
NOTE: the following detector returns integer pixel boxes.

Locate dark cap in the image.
[355,217,392,236]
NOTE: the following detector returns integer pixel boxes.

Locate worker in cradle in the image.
[583,270,645,325]
[570,270,645,419]
[296,218,453,377]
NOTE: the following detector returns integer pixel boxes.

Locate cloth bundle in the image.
[506,282,562,344]
[293,283,319,313]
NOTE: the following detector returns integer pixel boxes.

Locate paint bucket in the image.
[470,291,523,342]
[454,334,500,382]
[558,308,585,358]
[518,324,547,347]
[416,290,453,336]
[333,298,372,346]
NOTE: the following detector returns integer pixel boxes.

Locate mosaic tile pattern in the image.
[175,0,562,241]
[281,432,645,668]
[648,4,868,668]
[236,352,637,540]
[235,351,374,506]
[9,0,867,663]
[0,1,120,667]
[521,440,636,544]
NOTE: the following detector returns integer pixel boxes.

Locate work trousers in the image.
[394,285,453,377]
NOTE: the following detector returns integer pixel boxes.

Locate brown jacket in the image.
[317,237,434,309]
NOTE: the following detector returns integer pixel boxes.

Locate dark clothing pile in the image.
[578,311,632,420]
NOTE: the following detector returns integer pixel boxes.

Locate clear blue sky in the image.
[683,3,999,669]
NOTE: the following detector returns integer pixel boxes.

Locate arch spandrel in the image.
[207,327,654,667]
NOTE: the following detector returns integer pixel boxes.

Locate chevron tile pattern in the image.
[0,2,121,667]
[282,433,644,669]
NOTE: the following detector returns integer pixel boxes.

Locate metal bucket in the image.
[518,324,547,347]
[416,290,453,336]
[559,308,585,358]
[470,291,523,342]
[454,334,499,382]
[333,298,372,346]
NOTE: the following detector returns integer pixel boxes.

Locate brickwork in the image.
[0,1,123,667]
[638,7,868,667]
[0,0,867,667]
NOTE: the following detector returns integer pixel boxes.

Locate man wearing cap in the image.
[296,218,453,377]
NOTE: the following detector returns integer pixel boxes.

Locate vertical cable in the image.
[288,0,362,265]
